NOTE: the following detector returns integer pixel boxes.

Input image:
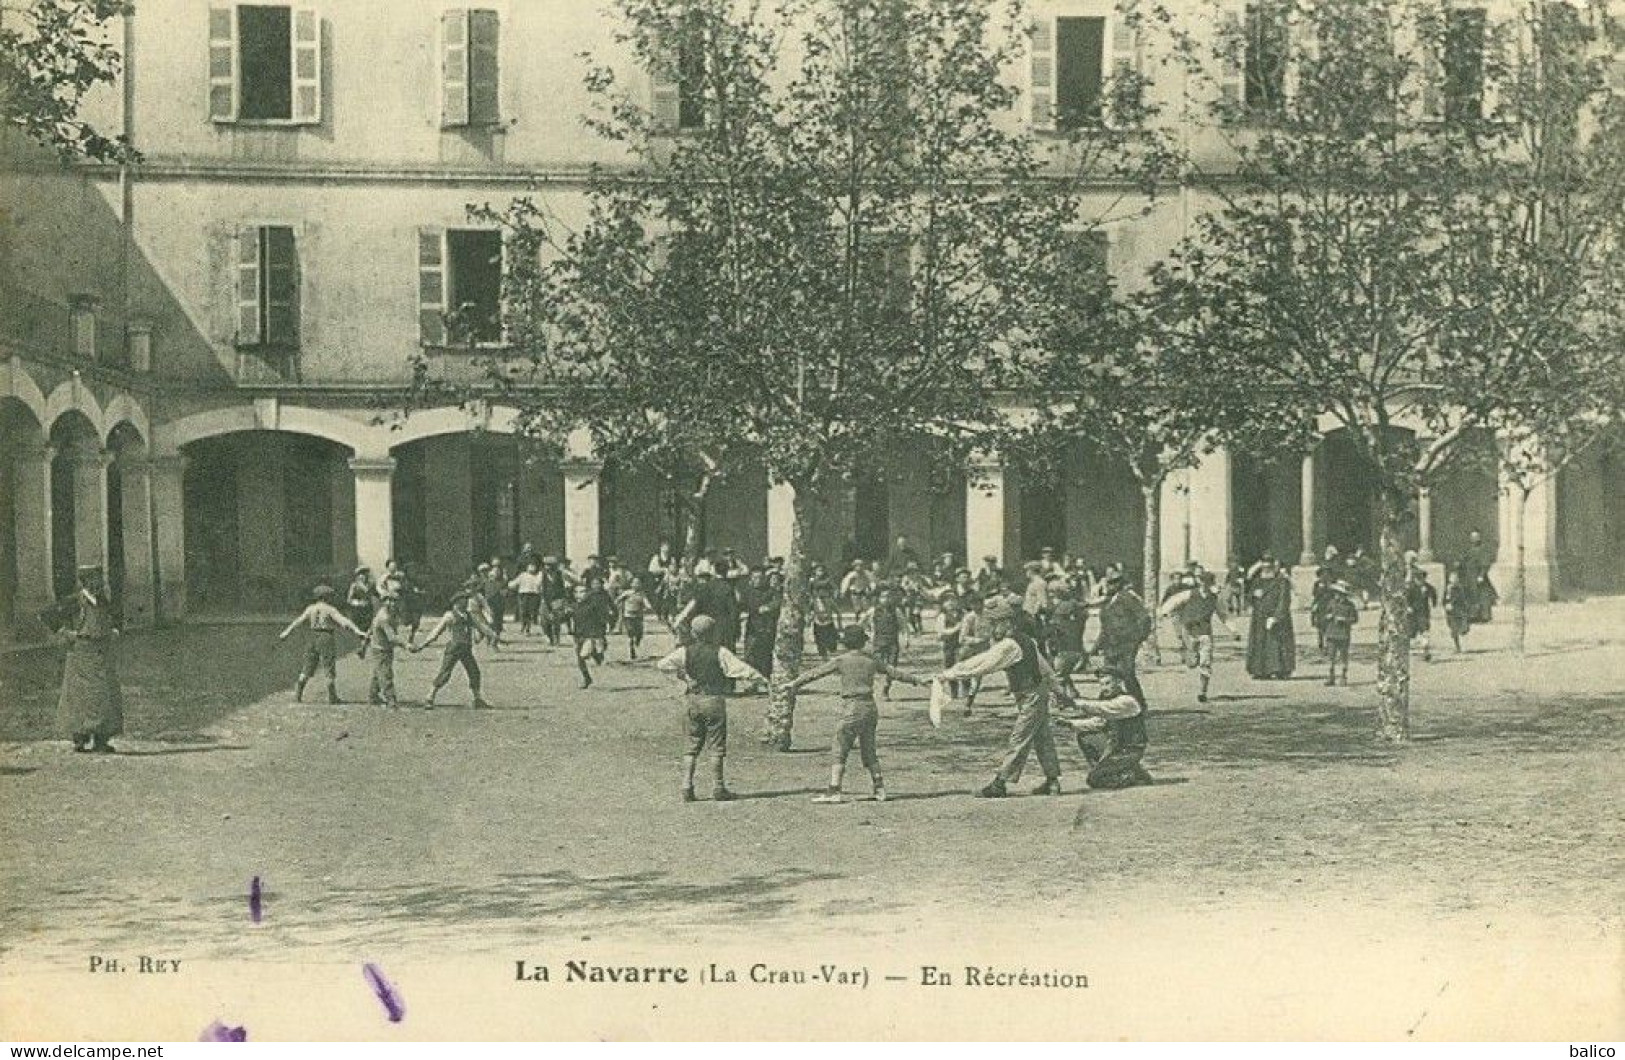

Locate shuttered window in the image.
[1030,19,1055,129]
[652,15,705,132]
[419,228,503,347]
[1243,1,1287,111]
[441,9,501,127]
[1443,7,1486,124]
[208,5,321,123]
[1056,17,1105,129]
[235,225,299,348]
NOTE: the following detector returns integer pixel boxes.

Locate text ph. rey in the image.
[88,956,182,973]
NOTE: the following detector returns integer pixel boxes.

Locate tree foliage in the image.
[1167,0,1625,739]
[0,0,138,164]
[419,0,1178,747]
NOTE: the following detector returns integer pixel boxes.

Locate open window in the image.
[418,227,505,347]
[209,5,321,124]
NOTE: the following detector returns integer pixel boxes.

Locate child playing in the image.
[509,561,544,636]
[1046,586,1088,697]
[655,615,766,802]
[366,593,407,709]
[571,578,617,688]
[1056,669,1152,790]
[1443,570,1474,654]
[783,625,925,804]
[1321,580,1359,686]
[935,594,964,694]
[862,586,909,699]
[617,576,655,660]
[810,593,840,659]
[410,590,499,710]
[278,584,366,704]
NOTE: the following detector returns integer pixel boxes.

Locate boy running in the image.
[617,576,655,660]
[655,615,766,803]
[509,561,544,635]
[861,586,908,698]
[278,585,366,704]
[571,578,616,688]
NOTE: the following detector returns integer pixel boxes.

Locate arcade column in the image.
[150,455,188,622]
[350,456,397,577]
[561,460,603,563]
[964,452,1005,569]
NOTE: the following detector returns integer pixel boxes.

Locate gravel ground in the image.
[0,599,1619,1040]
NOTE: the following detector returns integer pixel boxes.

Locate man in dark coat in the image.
[43,565,125,753]
[1246,560,1296,679]
[1456,529,1498,624]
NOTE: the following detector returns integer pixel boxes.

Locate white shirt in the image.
[654,645,765,683]
[509,571,544,594]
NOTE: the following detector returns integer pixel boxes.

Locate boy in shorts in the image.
[655,615,766,802]
[617,576,655,660]
[278,584,366,704]
[783,625,925,804]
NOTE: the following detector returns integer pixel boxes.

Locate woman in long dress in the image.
[1246,561,1297,680]
[43,564,125,753]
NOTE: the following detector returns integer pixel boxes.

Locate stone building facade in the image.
[1,0,1617,634]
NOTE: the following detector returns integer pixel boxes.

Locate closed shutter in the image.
[291,6,322,124]
[1110,12,1142,123]
[235,226,262,346]
[1030,18,1055,130]
[651,38,681,132]
[468,9,501,125]
[208,6,237,121]
[1218,6,1244,110]
[263,226,299,346]
[418,227,446,346]
[441,9,470,128]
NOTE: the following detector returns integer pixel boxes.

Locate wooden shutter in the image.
[291,6,321,124]
[208,6,237,121]
[1218,6,1244,110]
[651,37,681,132]
[1109,9,1142,124]
[441,9,470,128]
[1030,18,1055,130]
[263,226,299,346]
[235,226,262,346]
[468,9,501,125]
[1420,19,1444,122]
[418,227,446,346]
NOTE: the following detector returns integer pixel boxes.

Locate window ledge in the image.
[214,118,323,128]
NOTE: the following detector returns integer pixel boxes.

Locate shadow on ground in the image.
[0,624,294,742]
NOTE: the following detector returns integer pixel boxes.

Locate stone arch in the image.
[381,404,524,450]
[102,393,151,449]
[0,360,49,427]
[44,378,104,441]
[157,404,386,458]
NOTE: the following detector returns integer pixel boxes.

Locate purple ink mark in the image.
[249,876,263,924]
[199,1020,248,1042]
[363,962,405,1023]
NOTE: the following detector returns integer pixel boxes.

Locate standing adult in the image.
[935,596,1069,798]
[43,565,125,753]
[677,567,738,650]
[886,535,919,579]
[1456,529,1498,624]
[1245,560,1296,680]
[742,568,781,679]
[345,567,376,644]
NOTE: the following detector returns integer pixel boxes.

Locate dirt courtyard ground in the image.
[1,599,1619,1040]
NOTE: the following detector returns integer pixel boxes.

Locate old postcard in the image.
[1,0,1620,1042]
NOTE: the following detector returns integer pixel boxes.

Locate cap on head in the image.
[313,584,335,600]
[982,596,1016,622]
[690,615,717,639]
[840,625,868,649]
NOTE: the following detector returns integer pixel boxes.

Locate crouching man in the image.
[1058,669,1152,790]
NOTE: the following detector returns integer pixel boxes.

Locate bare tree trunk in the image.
[681,472,717,561]
[761,482,810,751]
[1513,485,1529,656]
[1141,479,1162,666]
[1375,490,1411,743]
